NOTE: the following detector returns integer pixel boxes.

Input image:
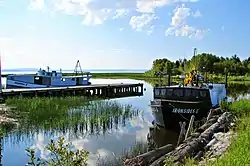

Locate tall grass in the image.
[210,99,250,165]
[5,97,140,138]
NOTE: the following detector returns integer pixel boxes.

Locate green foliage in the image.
[228,99,250,117]
[219,99,231,112]
[205,100,250,166]
[148,53,250,77]
[26,136,89,166]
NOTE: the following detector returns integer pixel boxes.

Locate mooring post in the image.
[225,68,228,89]
[168,74,171,86]
[177,121,186,146]
[207,109,213,121]
[185,115,195,140]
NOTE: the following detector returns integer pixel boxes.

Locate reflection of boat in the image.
[147,121,179,150]
[149,50,227,129]
[5,60,91,89]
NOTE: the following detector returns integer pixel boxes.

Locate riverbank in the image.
[2,72,250,82]
[184,99,250,165]
[123,99,250,166]
[202,99,250,165]
[64,72,250,82]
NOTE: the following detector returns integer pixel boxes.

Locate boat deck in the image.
[1,83,144,99]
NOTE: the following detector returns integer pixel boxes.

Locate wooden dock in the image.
[0,83,144,99]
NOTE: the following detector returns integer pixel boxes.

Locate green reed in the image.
[5,97,140,138]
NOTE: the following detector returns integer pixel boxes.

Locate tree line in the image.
[147,53,250,76]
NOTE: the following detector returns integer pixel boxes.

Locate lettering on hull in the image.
[172,108,199,114]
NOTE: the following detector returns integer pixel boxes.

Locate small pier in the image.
[1,83,144,99]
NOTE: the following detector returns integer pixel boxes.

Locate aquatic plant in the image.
[5,97,140,143]
[26,136,89,166]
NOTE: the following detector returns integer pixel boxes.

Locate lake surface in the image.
[1,79,155,166]
[1,78,250,166]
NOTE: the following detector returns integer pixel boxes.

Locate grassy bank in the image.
[209,99,250,165]
[63,72,250,82]
[181,99,250,166]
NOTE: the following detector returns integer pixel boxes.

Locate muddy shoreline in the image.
[0,104,19,127]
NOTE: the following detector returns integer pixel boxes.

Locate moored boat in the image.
[150,61,228,130]
[150,72,227,129]
[5,60,91,89]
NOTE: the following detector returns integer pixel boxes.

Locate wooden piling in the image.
[1,83,144,100]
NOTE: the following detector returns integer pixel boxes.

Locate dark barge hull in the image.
[150,99,212,130]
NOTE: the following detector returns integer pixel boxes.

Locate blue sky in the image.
[0,0,250,70]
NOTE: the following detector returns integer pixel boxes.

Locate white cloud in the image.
[136,0,200,13]
[53,0,132,25]
[171,4,190,27]
[113,8,129,19]
[129,14,157,34]
[27,0,200,34]
[193,10,202,18]
[136,0,169,13]
[29,0,45,10]
[165,4,207,39]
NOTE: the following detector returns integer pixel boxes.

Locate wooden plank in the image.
[1,83,143,97]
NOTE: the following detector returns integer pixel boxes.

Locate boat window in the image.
[192,89,199,97]
[35,77,40,80]
[161,89,166,96]
[166,89,173,96]
[174,89,184,97]
[200,91,207,97]
[185,89,192,97]
[154,88,160,96]
[72,78,75,81]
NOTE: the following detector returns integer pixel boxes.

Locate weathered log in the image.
[124,144,174,166]
[195,116,219,133]
[183,116,219,143]
[193,151,204,160]
[149,112,233,166]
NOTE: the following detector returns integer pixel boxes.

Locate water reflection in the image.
[147,121,179,151]
[1,78,249,166]
[1,79,154,166]
[227,82,250,100]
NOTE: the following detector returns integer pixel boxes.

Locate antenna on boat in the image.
[0,53,2,91]
[193,48,200,87]
[193,48,197,71]
[74,60,83,76]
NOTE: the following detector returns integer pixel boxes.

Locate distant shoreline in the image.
[1,72,250,82]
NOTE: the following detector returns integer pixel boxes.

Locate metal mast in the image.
[193,48,197,70]
[74,60,83,76]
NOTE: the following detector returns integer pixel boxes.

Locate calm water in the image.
[2,79,155,166]
[1,78,250,166]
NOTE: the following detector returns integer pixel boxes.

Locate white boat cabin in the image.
[6,67,91,89]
